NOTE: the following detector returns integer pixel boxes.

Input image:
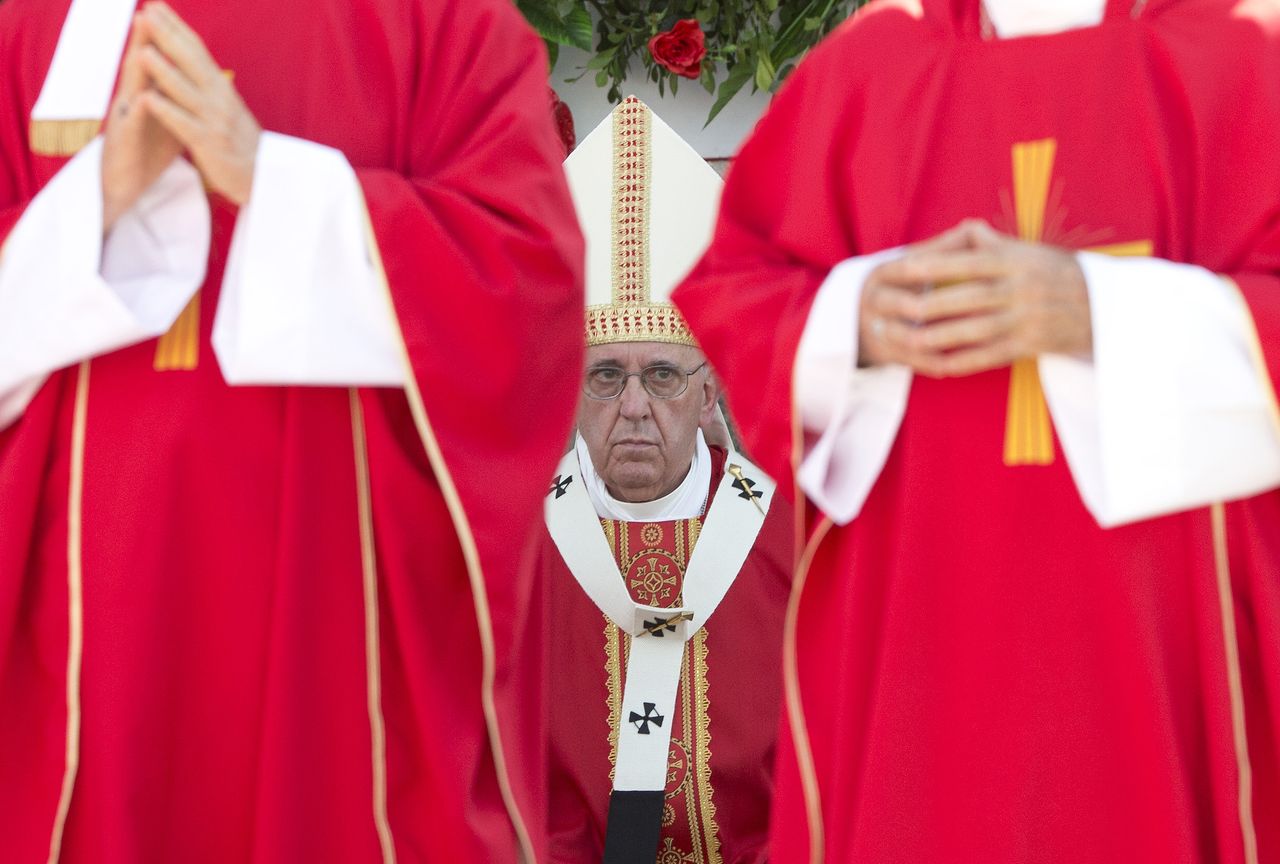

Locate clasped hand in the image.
[102,1,260,230]
[858,220,1092,377]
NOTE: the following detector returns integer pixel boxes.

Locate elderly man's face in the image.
[578,342,719,503]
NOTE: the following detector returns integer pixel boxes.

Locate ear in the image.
[698,368,720,427]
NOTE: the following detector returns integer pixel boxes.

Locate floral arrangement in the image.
[517,0,866,124]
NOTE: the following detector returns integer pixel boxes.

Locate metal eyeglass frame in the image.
[582,361,709,400]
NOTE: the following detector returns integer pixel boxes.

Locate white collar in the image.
[984,0,1108,38]
[575,430,712,522]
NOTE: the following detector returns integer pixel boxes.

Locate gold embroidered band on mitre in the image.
[586,96,697,347]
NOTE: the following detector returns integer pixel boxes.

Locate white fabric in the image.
[795,250,911,525]
[0,137,210,429]
[213,132,403,387]
[544,446,776,791]
[984,0,1107,38]
[30,0,133,122]
[1041,254,1280,527]
[576,429,713,521]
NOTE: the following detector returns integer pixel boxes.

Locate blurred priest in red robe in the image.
[674,0,1280,861]
[0,0,583,861]
[539,98,792,864]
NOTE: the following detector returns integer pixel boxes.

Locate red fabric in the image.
[674,1,1280,861]
[541,447,792,863]
[0,1,583,862]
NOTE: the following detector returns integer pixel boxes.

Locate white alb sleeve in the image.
[794,250,912,525]
[0,136,210,429]
[1039,253,1280,527]
[212,132,404,387]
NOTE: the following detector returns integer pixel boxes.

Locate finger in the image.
[906,218,995,256]
[914,309,1016,352]
[115,13,150,102]
[930,340,1022,378]
[140,90,203,150]
[961,219,1012,249]
[140,45,202,114]
[865,282,927,322]
[872,250,1011,288]
[143,2,220,87]
[915,279,1011,322]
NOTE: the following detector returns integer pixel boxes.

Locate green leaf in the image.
[585,46,618,69]
[705,62,753,126]
[517,1,569,44]
[565,7,594,51]
[754,51,776,91]
[700,63,717,94]
[595,69,609,87]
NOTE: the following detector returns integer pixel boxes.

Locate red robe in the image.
[0,1,583,861]
[541,447,793,863]
[674,1,1280,861]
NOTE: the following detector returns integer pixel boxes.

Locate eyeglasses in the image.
[583,362,708,400]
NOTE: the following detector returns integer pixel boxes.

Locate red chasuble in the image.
[0,1,583,861]
[674,1,1280,861]
[541,447,793,863]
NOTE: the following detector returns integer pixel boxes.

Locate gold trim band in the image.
[47,360,89,864]
[29,119,100,157]
[1211,503,1259,864]
[350,390,397,864]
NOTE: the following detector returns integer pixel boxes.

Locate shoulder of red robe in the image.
[28,0,135,157]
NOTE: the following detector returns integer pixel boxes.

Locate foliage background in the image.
[518,0,867,123]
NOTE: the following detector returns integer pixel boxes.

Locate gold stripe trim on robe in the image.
[29,119,100,157]
[153,292,201,371]
[359,207,537,863]
[350,390,397,864]
[47,360,90,864]
[787,354,828,864]
[1211,503,1259,864]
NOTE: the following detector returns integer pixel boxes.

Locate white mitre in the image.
[984,0,1109,37]
[563,96,722,347]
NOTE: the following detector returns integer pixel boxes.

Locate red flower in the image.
[648,19,706,80]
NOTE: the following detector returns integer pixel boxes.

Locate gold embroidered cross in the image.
[1002,139,1152,465]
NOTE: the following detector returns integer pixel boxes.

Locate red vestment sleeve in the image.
[672,46,862,489]
[354,0,584,858]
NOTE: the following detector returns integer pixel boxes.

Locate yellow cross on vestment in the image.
[1002,139,1152,465]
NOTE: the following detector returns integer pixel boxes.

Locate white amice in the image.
[983,0,1108,38]
[0,137,210,429]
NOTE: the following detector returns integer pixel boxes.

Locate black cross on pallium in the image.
[549,474,573,499]
[731,474,761,501]
[629,702,664,735]
[641,610,693,638]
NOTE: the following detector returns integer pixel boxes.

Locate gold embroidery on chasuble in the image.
[998,139,1153,466]
[602,515,723,863]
